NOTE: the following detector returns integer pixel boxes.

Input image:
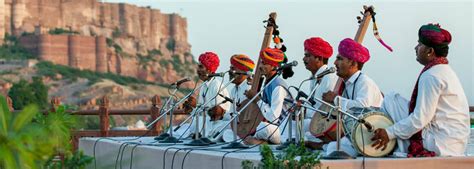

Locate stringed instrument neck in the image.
[250,12,277,93]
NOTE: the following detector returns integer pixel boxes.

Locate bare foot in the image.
[244,136,268,145]
[304,141,325,150]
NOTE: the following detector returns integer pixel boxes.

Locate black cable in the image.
[95,78,201,169]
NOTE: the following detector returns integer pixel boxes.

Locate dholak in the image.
[343,107,396,157]
[309,104,342,142]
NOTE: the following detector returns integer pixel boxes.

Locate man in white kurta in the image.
[322,38,383,156]
[213,54,255,142]
[245,47,292,144]
[372,24,470,157]
[187,52,231,139]
[299,37,339,148]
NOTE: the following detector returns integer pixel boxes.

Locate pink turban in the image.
[338,38,370,63]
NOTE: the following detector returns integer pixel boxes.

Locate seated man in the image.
[371,24,470,157]
[321,38,384,156]
[300,37,338,148]
[244,48,293,144]
[185,52,231,140]
[211,54,255,141]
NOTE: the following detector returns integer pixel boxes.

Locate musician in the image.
[244,48,292,144]
[185,52,231,138]
[371,24,470,157]
[301,37,339,129]
[322,38,384,156]
[227,54,255,118]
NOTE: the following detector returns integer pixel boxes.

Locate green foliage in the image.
[46,151,94,169]
[8,77,48,110]
[21,31,35,36]
[35,61,162,87]
[0,96,93,168]
[137,53,158,69]
[113,43,123,54]
[242,143,321,169]
[48,28,79,35]
[0,33,35,60]
[112,27,122,38]
[106,38,114,47]
[148,49,163,56]
[166,38,176,52]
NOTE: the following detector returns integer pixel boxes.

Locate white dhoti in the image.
[254,121,281,144]
[185,115,230,139]
[381,92,410,155]
[325,92,411,157]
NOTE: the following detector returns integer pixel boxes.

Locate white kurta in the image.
[255,85,289,144]
[325,71,384,156]
[217,80,251,142]
[385,64,470,156]
[303,65,339,140]
[188,77,231,138]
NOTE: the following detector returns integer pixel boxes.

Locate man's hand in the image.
[208,105,224,121]
[322,91,337,104]
[244,90,260,102]
[371,128,390,151]
[183,96,197,114]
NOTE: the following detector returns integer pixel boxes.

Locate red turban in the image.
[304,37,333,58]
[338,38,370,63]
[198,52,220,73]
[260,48,285,67]
[230,54,255,72]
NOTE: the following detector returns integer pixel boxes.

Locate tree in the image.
[8,77,48,110]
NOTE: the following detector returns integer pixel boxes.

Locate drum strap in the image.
[407,57,448,158]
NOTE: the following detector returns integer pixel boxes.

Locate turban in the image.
[230,54,255,72]
[338,38,370,63]
[198,52,220,73]
[304,37,333,58]
[260,47,285,67]
[418,23,451,56]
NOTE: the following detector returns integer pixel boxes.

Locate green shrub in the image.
[48,28,79,35]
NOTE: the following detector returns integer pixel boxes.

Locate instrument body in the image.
[235,13,277,138]
[343,107,396,157]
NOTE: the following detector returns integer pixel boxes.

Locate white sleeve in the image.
[386,75,441,139]
[312,75,338,109]
[335,79,380,112]
[257,86,287,123]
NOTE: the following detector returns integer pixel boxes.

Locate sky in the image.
[105,0,473,105]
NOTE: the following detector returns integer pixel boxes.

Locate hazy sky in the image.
[105,0,473,105]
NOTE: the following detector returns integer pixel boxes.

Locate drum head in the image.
[309,105,340,142]
[350,112,396,157]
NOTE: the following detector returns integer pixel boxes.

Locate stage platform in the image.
[80,136,474,169]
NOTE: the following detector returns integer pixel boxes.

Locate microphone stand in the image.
[146,82,205,143]
[212,72,287,147]
[182,77,235,146]
[154,87,177,141]
[306,96,358,159]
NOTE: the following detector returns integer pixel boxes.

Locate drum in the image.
[309,104,342,142]
[343,107,396,157]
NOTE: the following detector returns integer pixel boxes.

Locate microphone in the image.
[208,71,228,77]
[171,77,191,86]
[218,93,234,103]
[315,67,336,79]
[230,70,252,76]
[359,119,374,132]
[276,61,298,71]
[295,91,316,105]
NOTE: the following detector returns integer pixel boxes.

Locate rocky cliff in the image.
[1,0,197,88]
